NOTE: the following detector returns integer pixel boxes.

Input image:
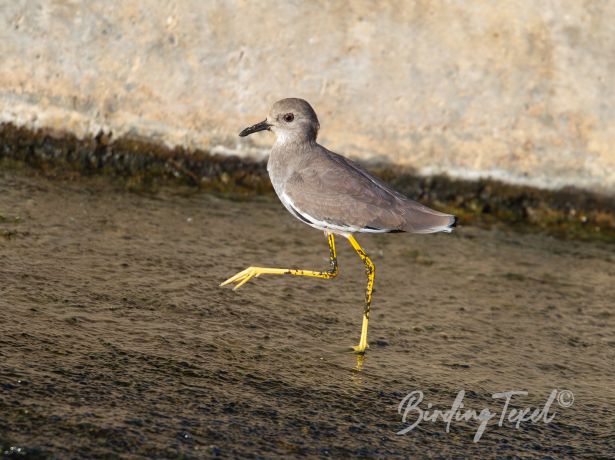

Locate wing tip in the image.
[406,214,458,234]
[441,215,458,233]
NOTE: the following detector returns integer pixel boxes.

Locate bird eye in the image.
[283,113,294,123]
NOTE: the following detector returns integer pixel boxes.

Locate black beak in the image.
[239,119,271,137]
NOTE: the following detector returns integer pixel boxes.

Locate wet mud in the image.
[1,170,614,458]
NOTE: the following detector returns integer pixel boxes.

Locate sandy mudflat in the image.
[1,170,614,458]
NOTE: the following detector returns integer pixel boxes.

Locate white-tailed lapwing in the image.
[221,98,456,353]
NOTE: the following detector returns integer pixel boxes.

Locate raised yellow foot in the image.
[220,233,338,290]
[220,266,289,290]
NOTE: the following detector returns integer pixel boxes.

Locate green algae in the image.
[0,123,272,196]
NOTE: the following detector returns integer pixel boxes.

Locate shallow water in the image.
[1,170,614,458]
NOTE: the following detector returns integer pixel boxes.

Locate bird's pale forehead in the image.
[270,98,317,118]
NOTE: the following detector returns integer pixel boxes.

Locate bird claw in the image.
[220,266,261,290]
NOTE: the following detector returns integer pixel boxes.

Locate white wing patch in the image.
[280,192,391,235]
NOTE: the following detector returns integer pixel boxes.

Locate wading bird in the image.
[221,98,456,353]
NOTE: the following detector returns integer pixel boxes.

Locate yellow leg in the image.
[220,233,338,290]
[346,235,375,354]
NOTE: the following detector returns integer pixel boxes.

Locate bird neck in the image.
[273,122,319,147]
[273,132,317,148]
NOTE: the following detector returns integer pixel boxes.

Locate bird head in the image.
[239,98,320,144]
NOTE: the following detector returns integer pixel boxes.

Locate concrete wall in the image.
[1,0,614,193]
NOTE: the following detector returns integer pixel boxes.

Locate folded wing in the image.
[283,147,456,234]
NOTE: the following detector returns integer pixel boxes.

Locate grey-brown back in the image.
[267,141,456,234]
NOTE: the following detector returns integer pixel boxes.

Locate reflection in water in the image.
[354,354,366,372]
